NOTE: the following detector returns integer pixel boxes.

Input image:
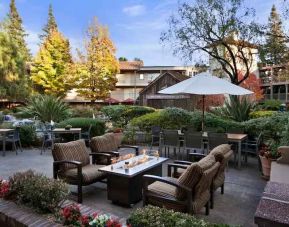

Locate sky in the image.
[0,0,283,66]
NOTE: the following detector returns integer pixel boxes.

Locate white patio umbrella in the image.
[158,72,253,130]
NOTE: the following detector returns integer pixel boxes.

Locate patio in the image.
[0,147,266,227]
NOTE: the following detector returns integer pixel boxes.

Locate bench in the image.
[255,147,289,227]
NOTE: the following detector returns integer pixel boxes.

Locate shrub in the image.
[57,118,105,137]
[249,110,276,119]
[18,125,39,147]
[131,108,192,131]
[20,95,71,122]
[101,105,127,123]
[101,105,155,127]
[261,99,282,110]
[71,106,97,118]
[127,205,229,227]
[6,170,68,213]
[212,96,252,122]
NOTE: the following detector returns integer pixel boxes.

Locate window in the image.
[139,74,144,80]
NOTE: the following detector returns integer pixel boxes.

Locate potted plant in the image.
[259,141,281,179]
[65,124,72,130]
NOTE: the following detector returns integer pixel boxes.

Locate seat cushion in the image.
[147,178,186,212]
[59,164,106,185]
[176,155,216,200]
[52,140,90,171]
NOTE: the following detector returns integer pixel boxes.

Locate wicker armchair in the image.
[169,144,233,209]
[90,133,139,165]
[143,155,220,215]
[52,139,109,203]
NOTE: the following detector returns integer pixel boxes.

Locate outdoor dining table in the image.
[51,128,82,147]
[161,131,248,169]
[0,129,14,156]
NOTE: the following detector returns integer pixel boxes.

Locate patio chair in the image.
[243,132,263,169]
[169,144,233,209]
[52,139,109,203]
[161,129,181,159]
[80,124,92,144]
[183,131,204,159]
[168,144,233,209]
[90,133,139,165]
[143,154,220,215]
[150,126,161,150]
[5,127,22,155]
[207,132,228,152]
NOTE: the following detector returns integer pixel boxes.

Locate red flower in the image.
[62,207,71,218]
[81,215,89,225]
[0,180,10,198]
[106,219,122,227]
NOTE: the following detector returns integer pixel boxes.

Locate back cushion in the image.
[277,146,289,164]
[210,144,231,157]
[52,140,90,171]
[176,155,216,200]
[91,135,110,153]
[105,133,120,150]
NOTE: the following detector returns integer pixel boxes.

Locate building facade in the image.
[139,71,198,110]
[110,61,199,103]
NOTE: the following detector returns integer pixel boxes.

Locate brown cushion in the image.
[148,179,177,199]
[52,140,90,171]
[90,134,117,153]
[105,133,119,150]
[277,146,289,164]
[176,155,216,200]
[59,164,106,185]
[210,144,231,161]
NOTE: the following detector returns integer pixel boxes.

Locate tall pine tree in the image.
[40,4,58,40]
[31,30,74,97]
[261,5,288,65]
[6,0,31,61]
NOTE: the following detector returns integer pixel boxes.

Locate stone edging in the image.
[0,199,125,227]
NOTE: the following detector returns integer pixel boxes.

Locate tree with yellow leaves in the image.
[77,17,119,102]
[31,30,75,97]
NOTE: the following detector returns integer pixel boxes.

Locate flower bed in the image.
[0,170,123,227]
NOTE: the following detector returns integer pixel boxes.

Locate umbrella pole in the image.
[202,95,205,131]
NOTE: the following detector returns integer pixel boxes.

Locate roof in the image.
[119,61,143,71]
[139,71,189,94]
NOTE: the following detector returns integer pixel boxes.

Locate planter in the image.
[259,155,273,179]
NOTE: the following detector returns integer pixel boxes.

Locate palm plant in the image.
[21,95,71,122]
[212,96,253,122]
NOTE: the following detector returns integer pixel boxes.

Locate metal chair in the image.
[243,132,263,169]
[150,126,161,149]
[207,132,228,152]
[80,124,92,144]
[161,129,181,159]
[41,129,53,155]
[184,131,204,159]
[5,127,23,155]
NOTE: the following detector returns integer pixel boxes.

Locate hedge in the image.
[101,105,155,127]
[131,108,193,131]
[249,110,276,119]
[127,205,230,227]
[57,118,105,137]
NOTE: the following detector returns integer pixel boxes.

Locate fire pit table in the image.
[99,154,168,206]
